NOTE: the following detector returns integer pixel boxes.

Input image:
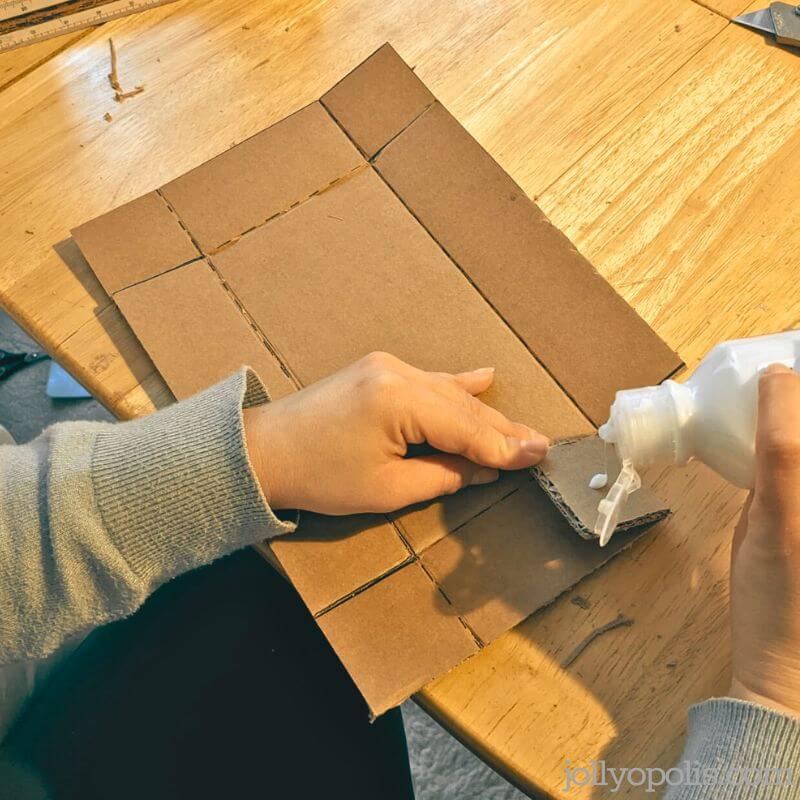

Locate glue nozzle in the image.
[594,460,641,547]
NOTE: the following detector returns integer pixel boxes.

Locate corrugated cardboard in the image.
[374,101,680,425]
[269,513,411,615]
[115,260,295,401]
[321,44,435,158]
[71,43,679,717]
[72,191,199,295]
[316,562,479,714]
[532,435,671,540]
[160,103,364,253]
[211,167,590,438]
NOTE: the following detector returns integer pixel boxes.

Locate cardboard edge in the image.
[71,191,203,296]
[530,437,672,540]
[316,559,480,719]
[320,42,436,159]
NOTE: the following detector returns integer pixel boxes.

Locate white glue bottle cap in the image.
[593,460,641,547]
[594,381,692,546]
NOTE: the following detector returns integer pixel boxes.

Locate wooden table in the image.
[0,1,796,796]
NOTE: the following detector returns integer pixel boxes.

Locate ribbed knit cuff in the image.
[665,698,800,799]
[91,368,296,587]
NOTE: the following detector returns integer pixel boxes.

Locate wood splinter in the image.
[561,614,634,668]
[108,38,144,103]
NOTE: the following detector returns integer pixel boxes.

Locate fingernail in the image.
[521,435,549,456]
[472,367,495,376]
[763,363,793,376]
[471,467,499,486]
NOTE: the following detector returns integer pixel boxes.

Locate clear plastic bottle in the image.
[594,329,800,546]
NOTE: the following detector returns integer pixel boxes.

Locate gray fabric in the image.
[0,367,294,667]
[665,698,800,798]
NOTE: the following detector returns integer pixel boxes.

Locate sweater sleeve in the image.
[665,698,800,799]
[0,368,295,665]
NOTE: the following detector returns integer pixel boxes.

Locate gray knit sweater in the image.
[0,368,798,797]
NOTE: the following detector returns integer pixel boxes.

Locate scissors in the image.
[734,3,800,48]
[0,349,49,382]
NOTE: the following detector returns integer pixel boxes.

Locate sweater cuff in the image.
[91,368,296,587]
[665,698,800,799]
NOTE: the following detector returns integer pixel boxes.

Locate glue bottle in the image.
[594,329,800,546]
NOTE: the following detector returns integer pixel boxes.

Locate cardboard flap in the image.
[161,103,364,252]
[269,513,411,615]
[420,481,646,643]
[115,260,295,400]
[321,43,434,157]
[375,102,683,425]
[72,191,199,295]
[532,435,671,539]
[317,562,478,717]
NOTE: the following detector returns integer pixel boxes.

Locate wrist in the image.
[729,677,800,719]
[243,404,288,509]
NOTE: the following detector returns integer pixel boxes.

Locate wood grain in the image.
[0,1,793,798]
[692,0,751,20]
[0,29,87,90]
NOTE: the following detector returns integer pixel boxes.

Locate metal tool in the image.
[0,349,49,382]
[733,3,800,49]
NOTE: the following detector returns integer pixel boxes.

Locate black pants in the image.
[0,548,415,800]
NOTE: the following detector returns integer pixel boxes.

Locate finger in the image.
[384,454,499,508]
[396,364,494,397]
[425,369,543,441]
[755,364,800,516]
[731,491,753,563]
[450,367,495,396]
[407,390,549,470]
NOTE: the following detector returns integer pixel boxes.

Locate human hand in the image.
[730,363,800,717]
[243,352,549,515]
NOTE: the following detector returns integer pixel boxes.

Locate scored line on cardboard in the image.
[152,187,303,390]
[203,163,370,256]
[370,157,596,430]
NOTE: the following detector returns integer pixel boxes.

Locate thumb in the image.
[386,454,499,507]
[755,363,800,517]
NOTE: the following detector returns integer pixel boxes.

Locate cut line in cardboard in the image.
[71,43,680,717]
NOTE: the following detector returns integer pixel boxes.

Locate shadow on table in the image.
[53,238,166,414]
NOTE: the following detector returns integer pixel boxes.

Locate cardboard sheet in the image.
[73,191,199,295]
[211,167,590,439]
[71,43,677,717]
[269,513,411,615]
[115,260,295,401]
[375,101,681,425]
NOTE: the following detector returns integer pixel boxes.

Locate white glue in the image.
[588,473,608,490]
[593,329,800,547]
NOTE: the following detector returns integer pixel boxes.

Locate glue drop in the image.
[594,330,800,546]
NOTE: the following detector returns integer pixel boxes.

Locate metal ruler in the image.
[0,0,177,53]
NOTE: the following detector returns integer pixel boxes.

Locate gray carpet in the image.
[402,700,527,799]
[0,309,524,798]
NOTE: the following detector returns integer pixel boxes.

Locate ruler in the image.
[0,0,177,53]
